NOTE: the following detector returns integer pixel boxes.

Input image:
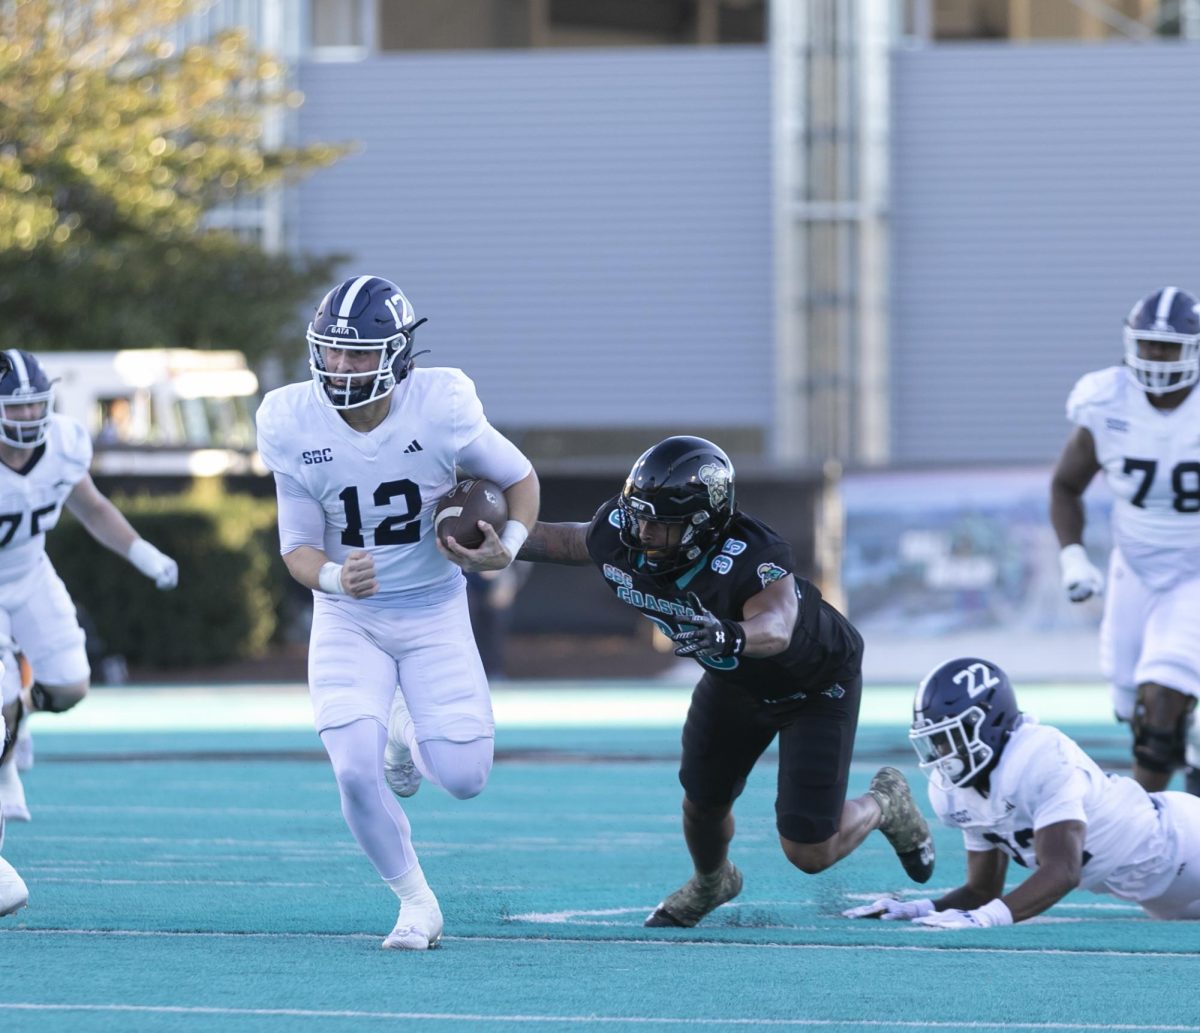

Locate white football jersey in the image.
[257,368,496,606]
[0,413,92,590]
[1067,366,1200,589]
[928,720,1178,903]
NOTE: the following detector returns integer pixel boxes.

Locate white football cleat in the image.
[384,692,422,799]
[382,901,443,950]
[0,757,29,822]
[0,854,28,917]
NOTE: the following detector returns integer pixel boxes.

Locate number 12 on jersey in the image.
[338,479,422,546]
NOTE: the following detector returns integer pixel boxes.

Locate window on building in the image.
[312,0,367,49]
[368,0,765,52]
[916,0,1183,42]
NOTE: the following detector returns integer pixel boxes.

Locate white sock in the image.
[385,863,438,911]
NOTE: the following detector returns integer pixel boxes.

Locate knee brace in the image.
[29,681,87,714]
[1132,683,1196,774]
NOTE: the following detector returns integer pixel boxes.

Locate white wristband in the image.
[909,898,935,918]
[127,538,165,577]
[498,521,529,560]
[976,898,1014,927]
[1059,543,1090,571]
[318,561,346,595]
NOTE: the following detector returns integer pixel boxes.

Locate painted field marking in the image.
[0,1003,1195,1029]
[2,928,1197,960]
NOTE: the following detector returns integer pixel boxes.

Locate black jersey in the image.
[586,497,862,701]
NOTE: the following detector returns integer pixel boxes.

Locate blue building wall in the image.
[890,42,1200,464]
[291,41,1200,464]
[293,47,773,435]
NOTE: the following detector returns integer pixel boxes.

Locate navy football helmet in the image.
[306,275,427,409]
[1124,286,1200,395]
[618,436,736,576]
[0,350,55,448]
[910,657,1022,791]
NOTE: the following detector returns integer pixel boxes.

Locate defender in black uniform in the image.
[519,436,935,928]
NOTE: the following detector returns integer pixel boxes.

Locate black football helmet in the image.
[618,436,735,576]
[307,275,427,409]
[910,657,1022,791]
[1124,286,1200,395]
[0,349,55,448]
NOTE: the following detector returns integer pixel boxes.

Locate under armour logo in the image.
[403,439,423,454]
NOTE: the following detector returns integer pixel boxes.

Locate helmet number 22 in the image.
[338,479,422,546]
[952,662,999,698]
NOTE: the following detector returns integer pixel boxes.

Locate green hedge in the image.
[46,483,288,667]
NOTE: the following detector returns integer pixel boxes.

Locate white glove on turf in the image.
[842,897,934,921]
[1059,544,1104,603]
[912,898,1013,930]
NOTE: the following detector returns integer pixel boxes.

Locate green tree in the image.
[0,0,349,359]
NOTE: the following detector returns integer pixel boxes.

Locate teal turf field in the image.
[1,682,1198,1032]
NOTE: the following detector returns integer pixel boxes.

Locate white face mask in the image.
[909,706,993,791]
[1124,329,1200,395]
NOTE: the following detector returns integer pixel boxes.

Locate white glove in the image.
[843,897,934,921]
[1059,544,1104,603]
[913,898,1013,930]
[127,538,179,590]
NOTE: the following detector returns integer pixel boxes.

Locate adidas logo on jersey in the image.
[1105,417,1129,433]
[403,440,423,454]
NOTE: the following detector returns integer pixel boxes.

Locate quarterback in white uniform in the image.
[256,275,539,950]
[845,658,1200,927]
[0,349,178,823]
[1051,286,1200,794]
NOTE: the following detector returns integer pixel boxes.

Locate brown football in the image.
[434,478,508,549]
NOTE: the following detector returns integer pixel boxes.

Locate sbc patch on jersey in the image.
[756,562,787,588]
[710,555,733,575]
[603,562,632,587]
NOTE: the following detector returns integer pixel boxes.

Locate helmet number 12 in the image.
[338,479,422,546]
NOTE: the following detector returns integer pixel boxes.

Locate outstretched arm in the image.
[913,822,1085,929]
[997,820,1085,922]
[65,474,139,555]
[66,474,178,589]
[845,846,1006,921]
[934,847,1008,912]
[1050,428,1105,601]
[517,521,592,566]
[1050,427,1100,548]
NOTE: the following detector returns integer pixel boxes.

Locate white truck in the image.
[41,349,266,477]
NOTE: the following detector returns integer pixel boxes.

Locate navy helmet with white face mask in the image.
[306,275,427,410]
[1124,286,1200,395]
[910,657,1022,791]
[0,350,56,449]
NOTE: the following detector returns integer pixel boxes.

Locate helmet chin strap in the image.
[391,318,429,384]
[395,349,430,383]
